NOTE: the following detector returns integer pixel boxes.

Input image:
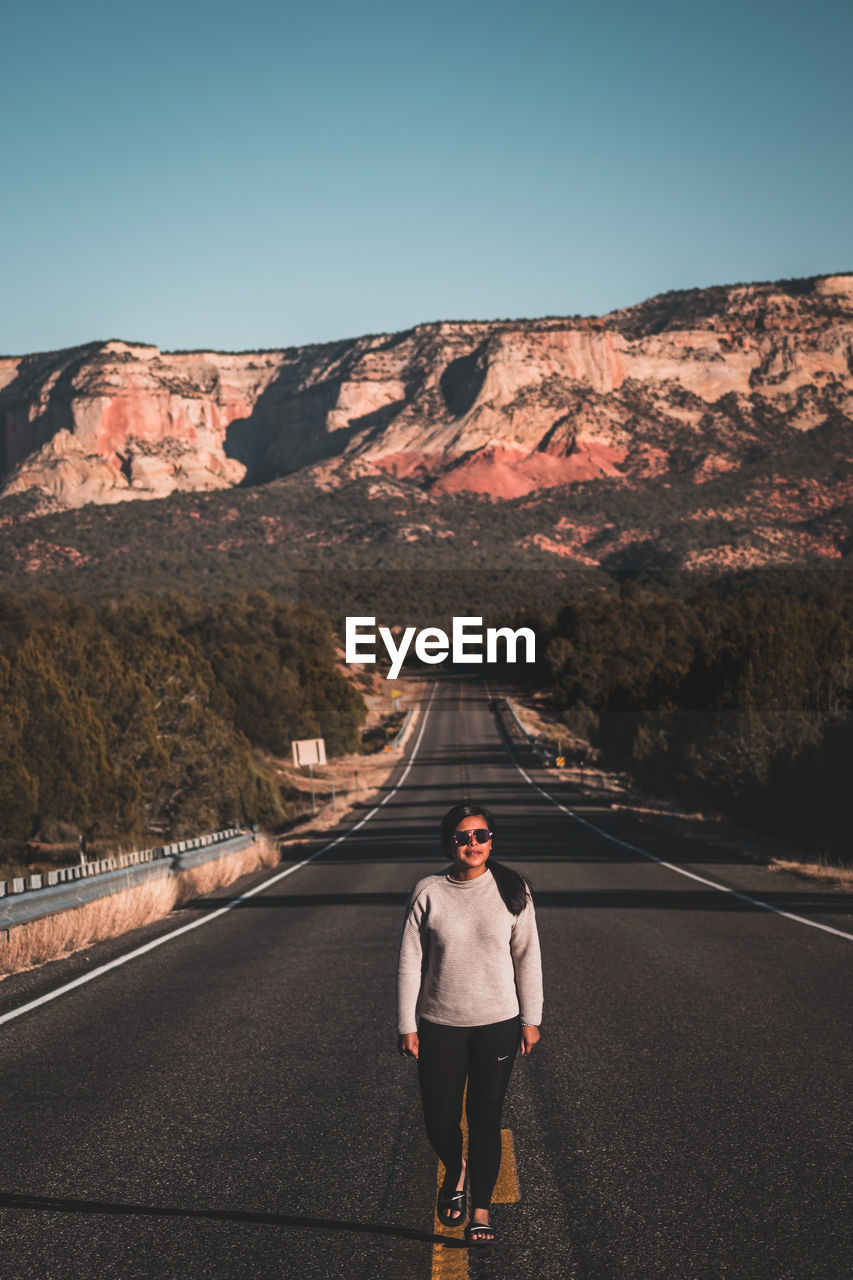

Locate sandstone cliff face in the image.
[2,275,852,510]
[0,341,269,508]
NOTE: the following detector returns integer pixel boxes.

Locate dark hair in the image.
[440,801,532,916]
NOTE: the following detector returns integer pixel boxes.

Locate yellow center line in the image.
[493,1129,520,1204]
[458,683,469,798]
[433,683,517,1275]
[430,1101,520,1278]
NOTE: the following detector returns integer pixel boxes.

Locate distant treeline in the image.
[0,591,365,849]
[3,577,851,866]
[508,584,853,861]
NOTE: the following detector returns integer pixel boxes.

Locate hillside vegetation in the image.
[518,583,853,862]
[0,591,365,862]
[2,575,851,873]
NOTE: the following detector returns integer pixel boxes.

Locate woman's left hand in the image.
[520,1025,540,1055]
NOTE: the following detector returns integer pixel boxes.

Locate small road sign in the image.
[292,738,327,767]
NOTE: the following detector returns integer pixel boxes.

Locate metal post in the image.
[309,763,316,814]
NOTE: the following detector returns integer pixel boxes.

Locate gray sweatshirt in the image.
[396,868,544,1034]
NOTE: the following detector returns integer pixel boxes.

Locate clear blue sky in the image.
[3,0,851,354]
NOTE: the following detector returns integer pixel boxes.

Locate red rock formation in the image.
[2,274,852,510]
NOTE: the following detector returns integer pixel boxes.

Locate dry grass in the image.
[174,837,280,905]
[508,695,595,759]
[276,752,403,844]
[506,695,630,794]
[0,837,280,978]
[268,682,425,847]
[769,858,853,888]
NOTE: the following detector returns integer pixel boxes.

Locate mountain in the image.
[1,274,851,588]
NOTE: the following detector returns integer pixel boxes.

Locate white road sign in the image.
[291,738,327,767]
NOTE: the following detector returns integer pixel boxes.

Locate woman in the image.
[396,801,543,1244]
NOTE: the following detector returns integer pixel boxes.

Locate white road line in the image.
[485,682,853,945]
[0,684,438,1030]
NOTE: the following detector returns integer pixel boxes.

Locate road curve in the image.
[0,677,850,1279]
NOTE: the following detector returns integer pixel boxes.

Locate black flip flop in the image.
[436,1164,468,1226]
[465,1220,497,1244]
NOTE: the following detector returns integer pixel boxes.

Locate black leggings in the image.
[417,1015,521,1210]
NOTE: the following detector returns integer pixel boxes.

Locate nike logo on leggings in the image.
[498,1054,510,1061]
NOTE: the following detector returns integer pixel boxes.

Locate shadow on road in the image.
[179,887,853,915]
[533,888,853,914]
[0,1189,466,1249]
[183,891,411,910]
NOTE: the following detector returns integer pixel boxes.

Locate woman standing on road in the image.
[396,801,543,1245]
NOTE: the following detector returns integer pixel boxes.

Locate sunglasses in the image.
[452,828,493,847]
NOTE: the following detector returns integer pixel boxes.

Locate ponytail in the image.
[488,858,533,916]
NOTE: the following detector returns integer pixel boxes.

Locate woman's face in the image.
[450,814,493,877]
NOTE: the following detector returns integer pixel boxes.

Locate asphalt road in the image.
[1,677,851,1280]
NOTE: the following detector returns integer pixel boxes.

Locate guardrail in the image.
[500,698,554,766]
[0,828,253,932]
[391,704,416,748]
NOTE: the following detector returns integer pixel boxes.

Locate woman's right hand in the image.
[398,1032,419,1059]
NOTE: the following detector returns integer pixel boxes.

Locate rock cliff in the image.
[2,274,852,511]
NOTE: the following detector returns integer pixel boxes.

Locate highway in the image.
[0,677,851,1279]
